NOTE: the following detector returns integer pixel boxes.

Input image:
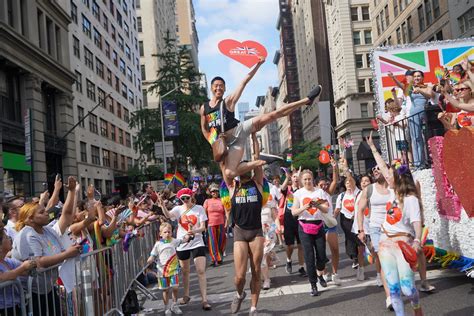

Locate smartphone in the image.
[94,189,102,201]
[42,182,48,191]
[56,174,61,181]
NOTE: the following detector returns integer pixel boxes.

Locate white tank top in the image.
[369,184,394,228]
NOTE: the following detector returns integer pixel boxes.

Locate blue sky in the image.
[194,0,280,111]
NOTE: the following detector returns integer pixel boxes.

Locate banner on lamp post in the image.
[24,108,32,165]
[163,101,179,137]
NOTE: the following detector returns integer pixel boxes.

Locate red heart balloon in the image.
[319,150,330,164]
[218,39,268,68]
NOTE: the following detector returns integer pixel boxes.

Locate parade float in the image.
[371,38,474,277]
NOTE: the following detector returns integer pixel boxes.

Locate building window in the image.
[418,5,425,32]
[119,59,126,74]
[128,90,134,105]
[358,79,366,93]
[139,41,144,56]
[115,76,120,92]
[137,16,142,32]
[117,102,122,119]
[401,22,408,44]
[127,67,133,82]
[83,0,90,8]
[118,35,124,51]
[84,46,93,69]
[80,142,87,162]
[82,14,91,38]
[103,13,108,31]
[121,83,127,98]
[109,98,114,113]
[360,103,368,118]
[93,28,102,49]
[107,68,112,85]
[75,71,82,92]
[113,152,118,168]
[96,58,104,78]
[368,78,374,92]
[125,132,131,147]
[136,0,141,8]
[116,10,122,27]
[458,7,474,34]
[364,30,372,44]
[71,1,78,24]
[433,0,440,18]
[78,106,85,127]
[350,7,358,21]
[89,114,98,134]
[436,30,443,40]
[73,36,80,59]
[86,79,96,101]
[125,45,131,60]
[104,41,110,58]
[110,124,116,141]
[124,22,129,38]
[127,157,133,169]
[375,15,381,35]
[91,145,100,165]
[366,54,371,69]
[385,5,390,25]
[141,64,146,80]
[355,54,363,68]
[105,180,112,194]
[353,31,361,45]
[119,128,124,144]
[124,108,130,123]
[100,119,108,137]
[362,6,369,20]
[424,0,433,25]
[92,1,100,20]
[121,155,126,169]
[393,0,399,17]
[109,0,114,15]
[98,88,106,105]
[407,16,413,41]
[112,50,118,66]
[396,27,402,44]
[111,24,116,41]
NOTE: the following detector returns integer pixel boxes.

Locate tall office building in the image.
[292,0,334,145]
[273,50,292,152]
[449,0,474,38]
[237,102,249,122]
[176,0,199,72]
[258,88,281,155]
[138,0,177,110]
[325,0,376,174]
[64,0,141,194]
[1,0,76,197]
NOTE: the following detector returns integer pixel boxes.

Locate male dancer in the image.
[200,57,322,185]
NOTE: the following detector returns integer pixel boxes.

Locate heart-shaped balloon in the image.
[385,201,402,225]
[343,199,355,212]
[319,150,330,164]
[218,39,268,68]
[180,214,198,231]
[443,127,474,217]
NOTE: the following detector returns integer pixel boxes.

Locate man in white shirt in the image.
[4,197,24,240]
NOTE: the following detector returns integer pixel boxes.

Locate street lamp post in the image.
[158,81,200,174]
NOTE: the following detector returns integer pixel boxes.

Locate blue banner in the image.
[163,101,179,137]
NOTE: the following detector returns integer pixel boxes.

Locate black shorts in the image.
[176,246,207,261]
[233,225,263,242]
[283,211,300,246]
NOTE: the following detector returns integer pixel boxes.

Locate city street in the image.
[139,235,474,315]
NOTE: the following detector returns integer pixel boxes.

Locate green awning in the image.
[2,152,31,172]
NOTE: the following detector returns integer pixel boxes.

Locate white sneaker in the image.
[324,273,332,282]
[357,267,365,281]
[170,302,183,315]
[386,297,393,310]
[165,308,172,316]
[229,232,234,238]
[223,251,227,257]
[262,279,271,290]
[332,273,341,285]
[375,274,383,287]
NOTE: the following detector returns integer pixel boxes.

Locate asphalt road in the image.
[138,235,474,316]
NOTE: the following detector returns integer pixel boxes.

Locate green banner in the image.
[3,152,31,172]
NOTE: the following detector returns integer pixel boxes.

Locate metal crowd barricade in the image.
[0,280,26,316]
[26,264,69,316]
[72,221,160,315]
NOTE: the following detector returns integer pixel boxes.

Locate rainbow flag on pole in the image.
[164,172,186,186]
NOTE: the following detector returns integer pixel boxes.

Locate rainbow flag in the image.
[219,180,231,211]
[404,81,413,96]
[449,72,462,84]
[207,128,218,145]
[173,172,186,186]
[262,178,270,206]
[434,66,446,82]
[286,154,293,163]
[164,173,174,185]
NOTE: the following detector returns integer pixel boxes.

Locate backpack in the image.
[122,289,140,315]
[366,183,374,210]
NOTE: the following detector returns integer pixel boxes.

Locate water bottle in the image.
[28,253,37,277]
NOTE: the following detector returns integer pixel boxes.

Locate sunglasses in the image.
[180,196,191,201]
[454,87,471,92]
[211,190,218,193]
[372,166,380,172]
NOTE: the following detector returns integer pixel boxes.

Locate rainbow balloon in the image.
[434,66,445,82]
[450,72,462,84]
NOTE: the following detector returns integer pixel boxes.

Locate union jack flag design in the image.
[230,46,259,56]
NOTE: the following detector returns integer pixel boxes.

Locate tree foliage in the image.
[129,30,213,173]
[288,141,326,175]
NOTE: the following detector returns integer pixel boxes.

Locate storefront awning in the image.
[2,152,31,172]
